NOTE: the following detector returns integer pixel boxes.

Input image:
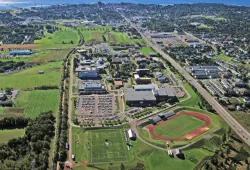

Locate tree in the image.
[227,127,231,135]
[102,35,106,42]
[222,133,227,143]
[120,163,125,170]
[5,87,12,95]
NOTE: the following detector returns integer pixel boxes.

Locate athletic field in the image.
[88,129,130,163]
[154,114,205,139]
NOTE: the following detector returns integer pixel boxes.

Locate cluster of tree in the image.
[164,46,214,65]
[0,61,26,73]
[0,112,55,170]
[0,24,43,44]
[45,25,59,34]
[0,117,29,130]
[52,49,76,169]
[34,85,59,90]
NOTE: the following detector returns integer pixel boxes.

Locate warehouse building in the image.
[9,50,32,55]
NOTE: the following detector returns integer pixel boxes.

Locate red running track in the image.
[145,111,211,141]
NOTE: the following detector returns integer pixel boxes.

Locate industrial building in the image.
[9,50,32,55]
[186,66,221,79]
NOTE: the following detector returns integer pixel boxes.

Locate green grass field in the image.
[197,25,213,29]
[34,28,79,48]
[0,107,3,114]
[89,129,130,163]
[72,128,132,164]
[178,83,201,108]
[24,90,59,118]
[139,47,156,56]
[0,129,25,144]
[0,61,62,89]
[154,114,205,139]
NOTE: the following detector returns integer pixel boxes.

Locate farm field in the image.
[0,129,25,144]
[154,114,205,139]
[139,47,156,56]
[0,61,62,89]
[78,26,111,43]
[24,90,59,118]
[72,128,132,164]
[34,28,79,48]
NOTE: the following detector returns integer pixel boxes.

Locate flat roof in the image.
[125,88,156,101]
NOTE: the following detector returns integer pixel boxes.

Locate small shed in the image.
[127,129,136,140]
[39,70,44,74]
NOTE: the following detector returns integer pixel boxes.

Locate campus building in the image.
[78,71,100,79]
[124,84,177,107]
[78,82,106,94]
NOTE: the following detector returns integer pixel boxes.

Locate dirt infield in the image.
[145,111,211,141]
[0,44,40,50]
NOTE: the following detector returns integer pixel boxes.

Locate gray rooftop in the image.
[125,88,156,101]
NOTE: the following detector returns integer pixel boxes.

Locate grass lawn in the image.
[0,129,25,144]
[139,47,156,56]
[89,129,131,163]
[34,28,79,48]
[178,83,201,108]
[197,25,213,29]
[24,90,59,118]
[204,16,226,21]
[0,61,62,89]
[134,140,207,170]
[154,115,205,139]
[0,107,3,114]
[72,128,132,164]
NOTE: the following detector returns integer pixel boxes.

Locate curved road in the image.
[123,16,250,146]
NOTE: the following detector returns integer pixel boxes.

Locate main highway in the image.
[123,16,250,146]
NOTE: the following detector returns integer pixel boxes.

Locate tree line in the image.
[0,112,55,170]
[0,117,29,130]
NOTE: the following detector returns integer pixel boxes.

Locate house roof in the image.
[114,80,123,86]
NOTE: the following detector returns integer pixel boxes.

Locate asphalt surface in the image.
[124,17,250,146]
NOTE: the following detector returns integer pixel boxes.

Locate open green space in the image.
[154,114,205,139]
[197,25,213,29]
[34,28,79,48]
[0,129,25,144]
[0,107,3,114]
[89,129,130,163]
[23,90,59,118]
[178,83,201,108]
[139,47,156,56]
[72,128,132,164]
[204,16,226,21]
[0,61,62,89]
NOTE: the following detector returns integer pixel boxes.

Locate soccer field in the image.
[89,129,130,163]
[154,115,205,139]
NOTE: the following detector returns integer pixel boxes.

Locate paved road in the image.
[123,17,250,146]
[65,57,74,165]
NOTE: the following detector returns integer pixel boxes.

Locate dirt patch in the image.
[145,111,211,141]
[0,108,24,119]
[0,44,40,50]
